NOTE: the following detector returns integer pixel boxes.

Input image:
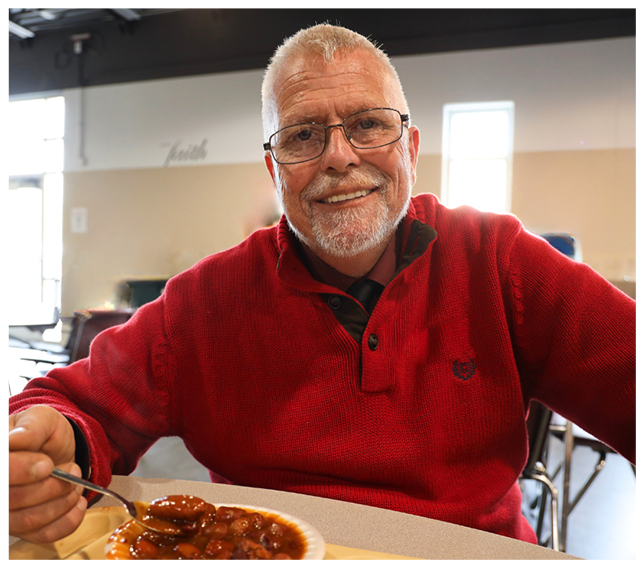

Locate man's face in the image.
[264,49,420,262]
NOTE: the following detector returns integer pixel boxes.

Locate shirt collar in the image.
[294,214,416,292]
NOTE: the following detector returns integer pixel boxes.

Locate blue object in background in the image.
[540,233,581,261]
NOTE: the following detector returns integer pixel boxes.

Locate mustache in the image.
[301,165,391,202]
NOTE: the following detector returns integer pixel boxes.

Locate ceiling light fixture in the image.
[9,20,35,39]
[112,9,141,21]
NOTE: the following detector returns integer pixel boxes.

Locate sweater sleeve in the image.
[8,294,176,490]
[504,227,635,464]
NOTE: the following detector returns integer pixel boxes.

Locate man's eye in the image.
[358,119,376,130]
[297,129,313,141]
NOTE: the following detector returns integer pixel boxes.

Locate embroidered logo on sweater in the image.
[452,358,477,380]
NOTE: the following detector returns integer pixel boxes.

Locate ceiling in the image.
[9,8,636,96]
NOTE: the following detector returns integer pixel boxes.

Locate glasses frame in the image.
[263,107,410,165]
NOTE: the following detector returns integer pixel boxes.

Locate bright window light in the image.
[8,95,65,336]
[8,95,65,176]
[441,101,514,214]
[6,186,44,305]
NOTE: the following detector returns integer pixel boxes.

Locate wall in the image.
[54,37,634,313]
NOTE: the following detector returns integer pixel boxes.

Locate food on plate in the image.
[105,495,307,559]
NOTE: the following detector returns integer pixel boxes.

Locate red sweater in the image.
[10,193,635,544]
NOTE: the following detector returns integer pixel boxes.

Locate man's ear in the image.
[407,126,421,186]
[264,153,277,187]
[408,126,420,168]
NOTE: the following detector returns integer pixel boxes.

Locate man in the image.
[9,24,635,546]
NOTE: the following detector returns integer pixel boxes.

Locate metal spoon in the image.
[50,467,184,535]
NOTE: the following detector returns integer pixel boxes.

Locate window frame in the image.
[440,100,515,214]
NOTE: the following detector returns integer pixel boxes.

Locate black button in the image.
[368,334,379,350]
[327,295,342,310]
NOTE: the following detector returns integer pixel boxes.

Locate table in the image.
[10,475,578,560]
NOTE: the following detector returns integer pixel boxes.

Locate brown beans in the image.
[204,538,234,558]
[203,521,229,539]
[247,512,269,530]
[215,506,245,521]
[233,538,272,560]
[174,542,201,559]
[259,531,283,551]
[147,495,210,521]
[133,538,158,559]
[229,516,251,536]
[128,496,306,559]
[268,521,285,536]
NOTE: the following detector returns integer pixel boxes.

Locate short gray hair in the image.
[261,23,408,140]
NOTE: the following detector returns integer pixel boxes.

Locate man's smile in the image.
[319,188,377,204]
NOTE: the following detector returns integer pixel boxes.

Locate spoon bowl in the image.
[50,468,184,536]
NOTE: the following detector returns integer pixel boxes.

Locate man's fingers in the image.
[8,451,54,485]
[10,493,87,544]
[9,462,83,510]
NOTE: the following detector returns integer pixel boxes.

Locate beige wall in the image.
[512,149,635,283]
[62,162,279,313]
[61,146,635,314]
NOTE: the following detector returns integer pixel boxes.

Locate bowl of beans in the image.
[104,495,325,560]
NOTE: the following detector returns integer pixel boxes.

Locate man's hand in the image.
[9,405,88,543]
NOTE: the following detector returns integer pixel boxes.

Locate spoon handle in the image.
[51,467,132,511]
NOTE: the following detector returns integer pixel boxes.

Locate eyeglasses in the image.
[263,107,409,165]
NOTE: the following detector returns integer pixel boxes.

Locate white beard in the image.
[277,154,413,259]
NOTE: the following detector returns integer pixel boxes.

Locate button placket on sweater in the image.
[318,220,438,392]
[320,290,389,391]
[359,304,393,393]
[320,292,370,344]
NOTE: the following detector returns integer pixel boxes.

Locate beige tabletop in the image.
[59,475,578,560]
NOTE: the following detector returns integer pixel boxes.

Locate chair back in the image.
[67,308,134,364]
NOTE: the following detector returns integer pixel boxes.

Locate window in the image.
[7,95,65,340]
[441,101,515,214]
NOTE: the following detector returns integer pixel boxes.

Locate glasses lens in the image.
[344,109,403,149]
[272,123,326,164]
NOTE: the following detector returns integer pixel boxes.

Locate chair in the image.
[66,308,135,363]
[520,400,560,551]
[17,308,134,373]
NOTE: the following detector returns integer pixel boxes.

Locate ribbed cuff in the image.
[64,417,92,480]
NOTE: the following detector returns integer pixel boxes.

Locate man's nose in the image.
[320,125,361,172]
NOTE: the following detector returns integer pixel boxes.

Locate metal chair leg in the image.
[568,450,606,511]
[560,420,574,553]
[526,470,560,552]
[534,483,548,544]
